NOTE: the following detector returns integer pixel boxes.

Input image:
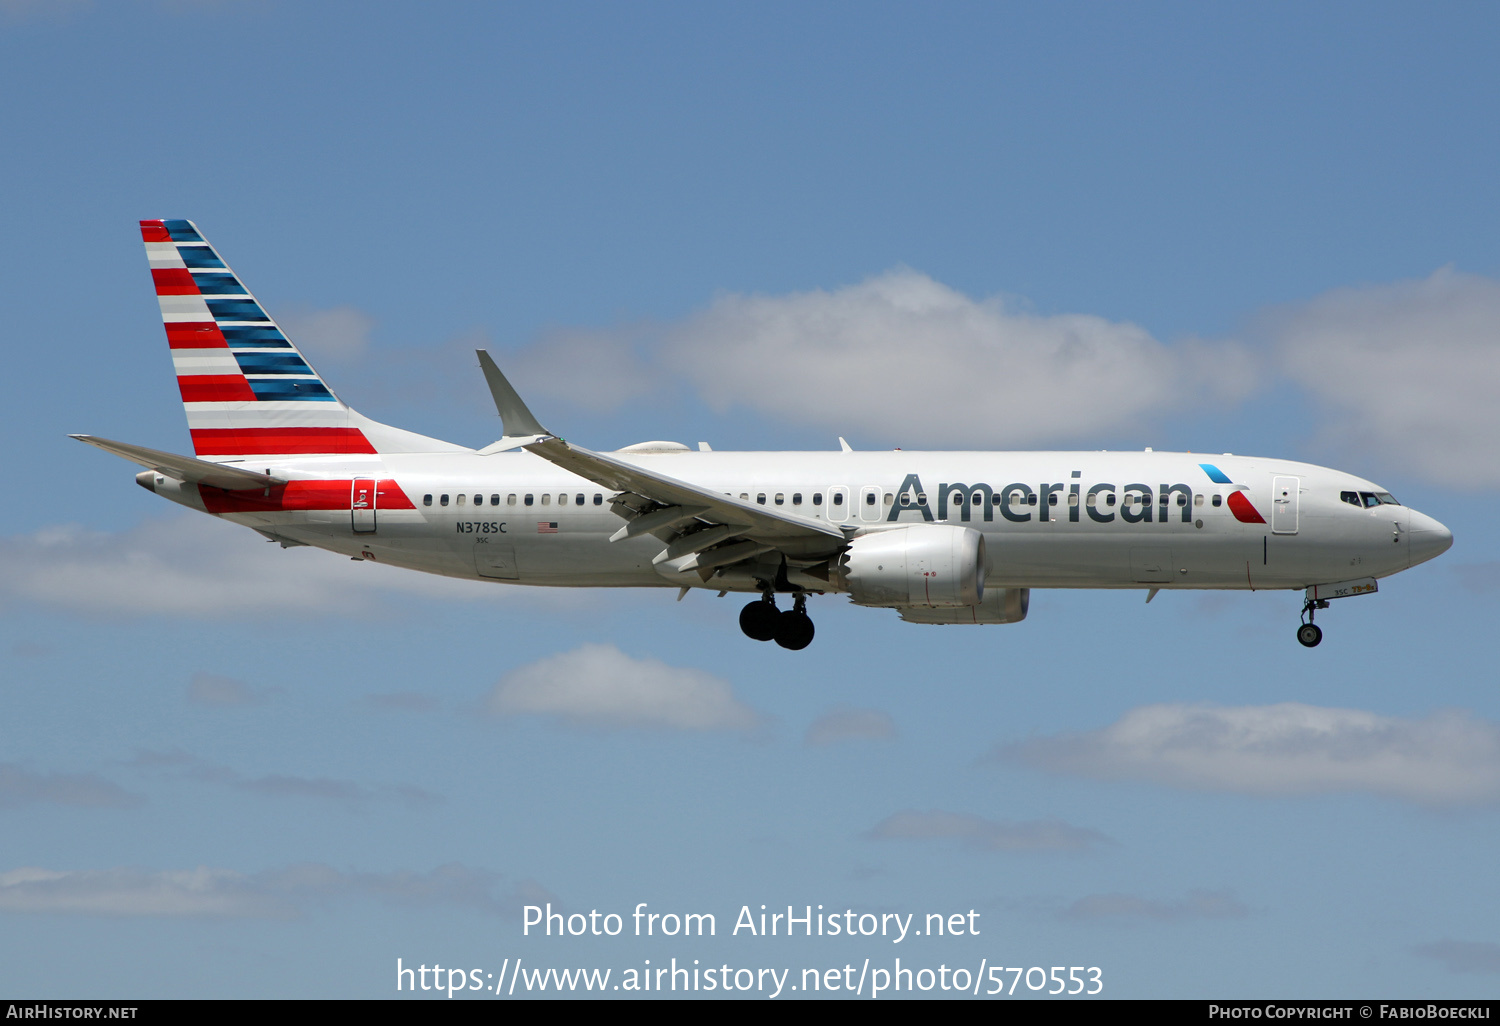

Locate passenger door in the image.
[1272,476,1299,535]
[351,478,376,533]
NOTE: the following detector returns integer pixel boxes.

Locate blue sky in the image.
[3,0,1500,999]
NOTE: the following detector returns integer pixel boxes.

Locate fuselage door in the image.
[352,478,376,533]
[859,485,882,522]
[1271,476,1299,535]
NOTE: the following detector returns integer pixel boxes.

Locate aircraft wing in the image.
[524,436,846,549]
[71,434,282,490]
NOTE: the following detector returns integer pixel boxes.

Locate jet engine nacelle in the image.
[836,525,985,608]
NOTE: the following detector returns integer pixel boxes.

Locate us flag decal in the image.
[537,522,559,534]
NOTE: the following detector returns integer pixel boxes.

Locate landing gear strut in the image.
[739,591,816,649]
[1297,598,1327,648]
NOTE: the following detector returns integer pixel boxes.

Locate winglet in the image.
[838,437,853,452]
[476,350,551,452]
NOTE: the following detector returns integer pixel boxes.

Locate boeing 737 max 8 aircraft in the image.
[73,220,1453,650]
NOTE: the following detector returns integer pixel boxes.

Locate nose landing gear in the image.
[739,591,816,649]
[1297,598,1328,648]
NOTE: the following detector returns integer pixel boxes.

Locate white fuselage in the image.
[150,447,1452,596]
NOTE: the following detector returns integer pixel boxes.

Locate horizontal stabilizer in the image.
[70,434,282,490]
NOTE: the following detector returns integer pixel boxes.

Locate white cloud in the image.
[1063,889,1248,924]
[275,305,376,365]
[1270,268,1500,487]
[485,643,764,731]
[0,765,142,810]
[805,705,897,746]
[497,268,1255,448]
[0,863,522,919]
[866,810,1108,853]
[0,514,535,619]
[1001,703,1500,805]
[658,270,1256,448]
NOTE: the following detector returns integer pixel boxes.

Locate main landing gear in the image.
[1297,598,1328,648]
[739,592,816,650]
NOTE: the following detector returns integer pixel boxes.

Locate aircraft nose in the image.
[1408,510,1453,567]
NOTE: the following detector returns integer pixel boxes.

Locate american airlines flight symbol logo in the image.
[1198,464,1266,524]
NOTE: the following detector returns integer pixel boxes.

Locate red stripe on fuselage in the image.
[189,427,376,456]
[200,479,416,514]
[177,375,256,403]
[1228,491,1267,524]
[152,268,198,295]
[165,322,228,349]
[140,220,170,242]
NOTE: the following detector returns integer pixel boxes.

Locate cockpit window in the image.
[1341,491,1359,507]
[1359,491,1401,508]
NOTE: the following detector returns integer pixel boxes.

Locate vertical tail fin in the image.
[141,219,463,458]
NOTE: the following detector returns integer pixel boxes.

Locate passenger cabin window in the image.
[792,493,803,505]
[866,492,877,506]
[1211,494,1222,507]
[813,493,823,505]
[740,493,749,501]
[1048,493,1058,506]
[541,494,550,505]
[1194,494,1204,507]
[440,494,449,506]
[423,494,432,506]
[775,493,785,505]
[558,493,568,505]
[474,494,482,505]
[456,494,466,506]
[576,494,584,505]
[832,493,844,506]
[491,494,499,505]
[757,493,767,505]
[524,494,534,506]
[507,494,517,505]
[1106,494,1116,506]
[594,494,603,505]
[884,493,894,506]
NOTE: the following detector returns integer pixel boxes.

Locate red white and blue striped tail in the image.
[141,219,463,459]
